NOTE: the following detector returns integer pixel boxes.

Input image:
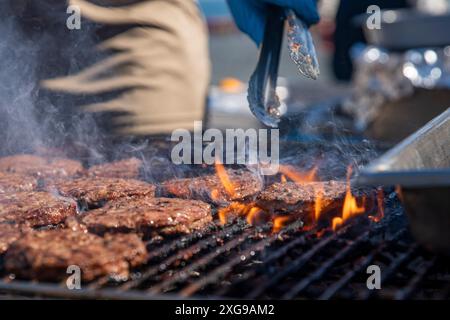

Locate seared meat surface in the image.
[88,158,143,179]
[82,197,212,238]
[0,223,31,254]
[256,181,347,219]
[0,192,77,227]
[0,155,84,178]
[0,172,38,194]
[160,170,263,205]
[4,229,148,282]
[46,177,156,209]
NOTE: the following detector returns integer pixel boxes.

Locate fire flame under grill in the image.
[216,162,379,234]
[0,160,449,300]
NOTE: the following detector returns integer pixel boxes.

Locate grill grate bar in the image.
[146,221,244,261]
[179,220,305,297]
[318,229,406,300]
[282,230,371,299]
[147,227,259,294]
[118,221,251,291]
[245,230,341,299]
[393,257,437,300]
[358,245,418,300]
[212,228,316,297]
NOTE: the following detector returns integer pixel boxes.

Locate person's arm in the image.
[226,0,320,45]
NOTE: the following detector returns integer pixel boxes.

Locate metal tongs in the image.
[248,6,320,127]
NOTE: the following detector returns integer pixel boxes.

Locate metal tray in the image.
[356,9,450,51]
[357,108,450,253]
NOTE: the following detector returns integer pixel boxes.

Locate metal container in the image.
[361,9,450,51]
[357,108,450,254]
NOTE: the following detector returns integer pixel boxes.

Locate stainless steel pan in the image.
[356,9,450,50]
[357,108,450,253]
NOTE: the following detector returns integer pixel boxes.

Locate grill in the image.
[0,188,449,300]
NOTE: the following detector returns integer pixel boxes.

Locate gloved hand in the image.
[227,0,320,45]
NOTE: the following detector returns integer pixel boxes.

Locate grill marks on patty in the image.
[4,229,148,282]
[160,170,263,205]
[0,155,84,178]
[81,197,212,238]
[0,192,78,227]
[46,177,156,209]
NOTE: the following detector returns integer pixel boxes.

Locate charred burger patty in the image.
[4,229,148,282]
[160,169,263,205]
[0,192,78,227]
[46,177,156,209]
[81,197,212,238]
[0,155,84,178]
[87,158,143,179]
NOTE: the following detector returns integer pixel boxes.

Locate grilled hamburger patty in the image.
[81,197,212,237]
[0,223,31,254]
[256,181,347,217]
[88,158,143,179]
[0,172,38,194]
[0,155,84,178]
[160,170,263,205]
[0,192,77,227]
[4,229,148,282]
[46,177,156,208]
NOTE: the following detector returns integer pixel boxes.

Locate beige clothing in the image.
[42,0,211,135]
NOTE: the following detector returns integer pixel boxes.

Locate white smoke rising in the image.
[0,1,110,160]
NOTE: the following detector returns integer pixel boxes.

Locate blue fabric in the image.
[227,0,320,45]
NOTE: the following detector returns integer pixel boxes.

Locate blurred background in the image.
[200,0,345,101]
[201,0,450,144]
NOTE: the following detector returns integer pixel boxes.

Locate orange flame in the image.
[210,189,220,201]
[314,185,324,221]
[279,165,318,184]
[247,207,263,225]
[272,216,291,233]
[332,166,365,231]
[218,202,246,225]
[281,174,288,183]
[218,202,266,226]
[332,217,343,230]
[215,161,236,197]
[370,188,385,223]
[395,185,404,202]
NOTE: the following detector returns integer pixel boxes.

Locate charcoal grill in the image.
[0,130,449,300]
[0,189,449,300]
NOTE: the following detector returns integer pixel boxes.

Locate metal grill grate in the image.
[0,195,449,300]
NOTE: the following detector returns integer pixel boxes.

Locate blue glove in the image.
[227,0,320,45]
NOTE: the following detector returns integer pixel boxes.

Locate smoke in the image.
[0,1,112,161]
[0,5,43,154]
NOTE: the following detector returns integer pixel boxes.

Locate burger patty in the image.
[0,192,78,227]
[88,158,143,179]
[256,181,348,218]
[0,223,31,254]
[160,170,263,205]
[0,155,84,178]
[81,197,212,237]
[46,177,156,209]
[0,172,38,194]
[4,229,148,282]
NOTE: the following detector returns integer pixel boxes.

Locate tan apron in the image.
[42,0,211,135]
